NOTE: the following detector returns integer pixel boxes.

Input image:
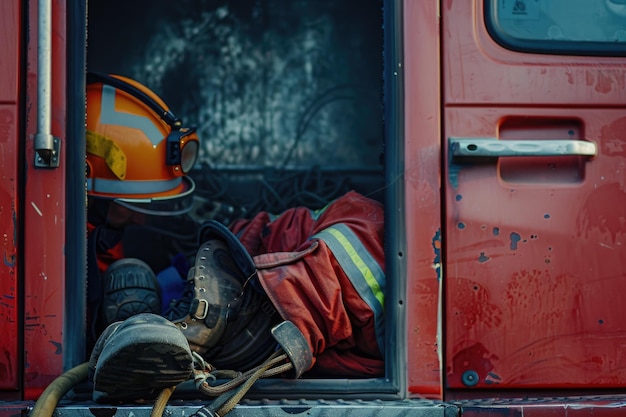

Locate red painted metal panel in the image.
[0,1,19,104]
[22,0,67,400]
[403,0,443,399]
[0,106,19,391]
[443,0,626,390]
[444,2,626,107]
[0,0,21,392]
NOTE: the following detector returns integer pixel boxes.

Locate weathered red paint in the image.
[1,0,626,414]
[403,0,443,399]
[443,0,626,390]
[0,0,21,392]
[22,0,67,400]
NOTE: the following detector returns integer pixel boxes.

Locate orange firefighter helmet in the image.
[86,72,199,202]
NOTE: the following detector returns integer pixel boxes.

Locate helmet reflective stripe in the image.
[313,223,385,354]
[87,176,183,196]
[100,85,165,147]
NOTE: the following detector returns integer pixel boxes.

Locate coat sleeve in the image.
[230,191,385,377]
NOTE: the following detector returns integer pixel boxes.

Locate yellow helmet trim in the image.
[86,130,127,180]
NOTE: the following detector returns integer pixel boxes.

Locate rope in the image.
[213,358,273,416]
[191,350,292,417]
[196,351,291,396]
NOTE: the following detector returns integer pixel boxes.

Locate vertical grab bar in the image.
[34,0,61,168]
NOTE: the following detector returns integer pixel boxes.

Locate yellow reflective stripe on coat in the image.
[313,223,385,354]
[86,130,127,180]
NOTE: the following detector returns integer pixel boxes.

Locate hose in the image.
[30,362,89,417]
[30,362,176,417]
[150,386,176,417]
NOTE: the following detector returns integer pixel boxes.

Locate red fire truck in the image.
[2,0,626,416]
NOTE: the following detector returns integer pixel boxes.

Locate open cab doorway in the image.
[76,0,411,404]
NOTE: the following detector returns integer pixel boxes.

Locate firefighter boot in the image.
[169,238,249,355]
[165,220,279,369]
[89,313,193,402]
[101,258,161,327]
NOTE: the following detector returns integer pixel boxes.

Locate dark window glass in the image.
[486,0,626,56]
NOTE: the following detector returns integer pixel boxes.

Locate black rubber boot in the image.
[101,258,161,327]
[89,313,193,402]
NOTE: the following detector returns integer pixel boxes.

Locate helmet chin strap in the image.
[113,197,194,217]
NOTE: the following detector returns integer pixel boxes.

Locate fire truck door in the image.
[20,0,70,399]
[0,0,20,392]
[443,0,626,389]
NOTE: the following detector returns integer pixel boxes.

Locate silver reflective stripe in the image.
[86,176,182,195]
[313,223,385,354]
[100,85,164,146]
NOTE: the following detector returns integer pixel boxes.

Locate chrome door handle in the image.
[449,138,597,161]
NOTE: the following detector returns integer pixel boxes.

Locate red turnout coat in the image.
[230,191,385,377]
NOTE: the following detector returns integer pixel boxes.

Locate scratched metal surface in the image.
[443,0,626,391]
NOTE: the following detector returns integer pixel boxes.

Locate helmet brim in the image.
[113,176,196,204]
[92,176,197,217]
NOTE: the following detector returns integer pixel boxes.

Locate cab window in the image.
[485,0,626,56]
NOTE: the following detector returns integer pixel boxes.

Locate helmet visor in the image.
[167,127,199,174]
[180,138,199,173]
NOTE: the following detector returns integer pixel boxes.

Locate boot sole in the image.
[102,258,161,326]
[93,321,193,402]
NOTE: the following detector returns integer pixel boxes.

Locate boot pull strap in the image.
[271,321,313,379]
